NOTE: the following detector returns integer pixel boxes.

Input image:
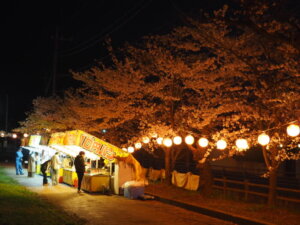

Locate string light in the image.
[163,138,172,147]
[135,142,142,149]
[216,140,227,150]
[185,135,194,145]
[173,136,182,145]
[287,124,300,137]
[127,147,134,153]
[157,137,163,145]
[198,138,209,148]
[258,133,270,146]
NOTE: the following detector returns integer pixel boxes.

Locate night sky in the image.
[0,0,223,131]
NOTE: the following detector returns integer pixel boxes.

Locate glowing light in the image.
[235,139,249,151]
[122,147,127,152]
[258,133,270,146]
[142,137,150,144]
[135,142,142,149]
[0,132,5,137]
[185,135,194,145]
[173,136,182,145]
[198,138,208,148]
[216,140,227,150]
[150,133,158,138]
[127,147,134,153]
[298,144,300,148]
[163,138,172,147]
[287,124,300,137]
[12,134,17,139]
[23,133,29,138]
[157,137,163,145]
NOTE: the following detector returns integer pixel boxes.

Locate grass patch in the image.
[0,167,86,225]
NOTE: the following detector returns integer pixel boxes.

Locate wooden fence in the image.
[213,177,300,204]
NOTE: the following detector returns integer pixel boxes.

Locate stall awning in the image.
[21,135,56,157]
[49,130,128,161]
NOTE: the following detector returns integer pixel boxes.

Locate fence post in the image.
[244,179,249,201]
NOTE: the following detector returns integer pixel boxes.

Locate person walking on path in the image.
[74,151,86,193]
[50,152,61,185]
[15,148,24,175]
[27,152,38,177]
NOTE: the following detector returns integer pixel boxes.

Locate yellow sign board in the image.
[28,135,41,147]
[49,130,128,161]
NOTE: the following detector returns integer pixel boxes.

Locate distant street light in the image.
[173,136,182,145]
[287,124,300,137]
[163,138,172,147]
[258,133,270,146]
[198,138,208,148]
[185,135,194,145]
[216,140,227,150]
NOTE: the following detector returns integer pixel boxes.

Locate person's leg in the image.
[77,172,84,192]
[16,162,19,175]
[19,162,24,175]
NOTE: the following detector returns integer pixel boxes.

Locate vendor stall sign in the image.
[64,130,127,161]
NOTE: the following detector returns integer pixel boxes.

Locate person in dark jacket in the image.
[74,151,85,193]
[41,160,51,185]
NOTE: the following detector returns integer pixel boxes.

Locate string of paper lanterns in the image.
[123,123,300,153]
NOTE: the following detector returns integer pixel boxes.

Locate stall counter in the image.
[62,168,78,186]
[81,174,110,193]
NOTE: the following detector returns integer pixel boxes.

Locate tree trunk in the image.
[164,147,172,185]
[199,160,213,196]
[268,168,278,206]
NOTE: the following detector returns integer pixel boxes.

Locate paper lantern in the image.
[235,139,249,151]
[157,137,163,145]
[185,135,194,145]
[127,147,134,153]
[12,134,17,139]
[216,140,227,150]
[142,137,150,144]
[135,142,142,149]
[258,133,270,146]
[163,138,172,147]
[198,138,208,148]
[173,136,182,145]
[287,124,300,137]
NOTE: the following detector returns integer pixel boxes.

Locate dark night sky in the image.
[0,0,223,131]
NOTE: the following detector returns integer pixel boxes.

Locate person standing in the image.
[74,151,86,193]
[27,152,38,177]
[15,148,24,175]
[40,150,51,185]
[50,152,61,185]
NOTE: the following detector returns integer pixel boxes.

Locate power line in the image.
[59,0,152,57]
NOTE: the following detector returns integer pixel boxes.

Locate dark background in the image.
[0,0,224,131]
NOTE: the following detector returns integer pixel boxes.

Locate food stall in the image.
[48,130,137,193]
[21,135,57,174]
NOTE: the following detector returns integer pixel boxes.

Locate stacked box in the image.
[124,186,144,199]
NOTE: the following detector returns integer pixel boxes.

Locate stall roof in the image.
[49,130,128,162]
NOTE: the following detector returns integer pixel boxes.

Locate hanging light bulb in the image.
[163,138,172,147]
[1,132,5,137]
[127,147,134,153]
[142,137,150,144]
[135,142,142,149]
[258,133,270,146]
[235,139,249,151]
[287,124,300,137]
[198,138,209,148]
[185,135,194,145]
[216,140,227,150]
[157,137,163,145]
[173,136,182,145]
[23,133,29,138]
